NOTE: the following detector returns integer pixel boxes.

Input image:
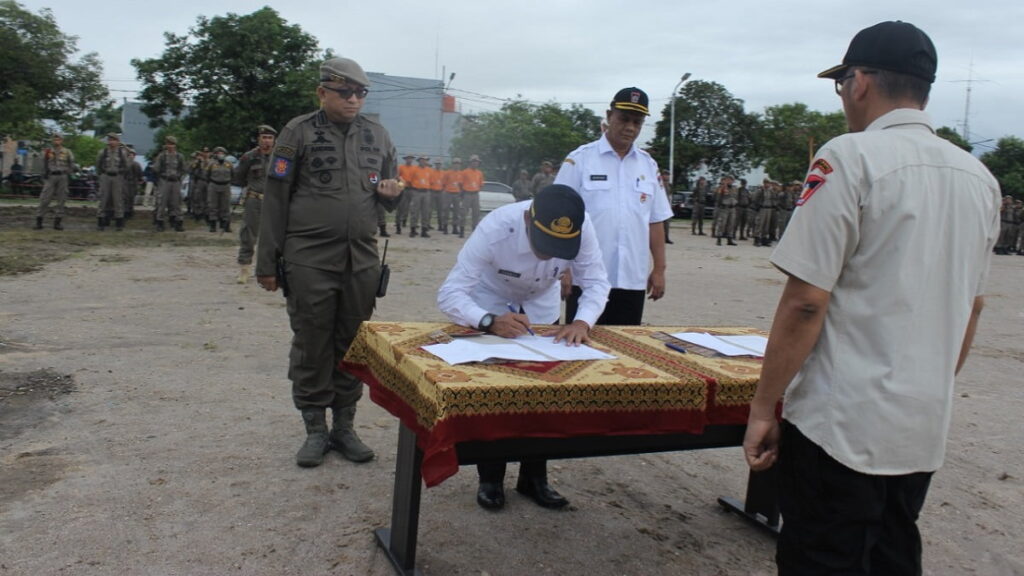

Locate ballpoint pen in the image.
[507,303,535,335]
[665,341,688,354]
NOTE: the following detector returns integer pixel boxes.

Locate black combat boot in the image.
[329,404,374,463]
[221,219,231,233]
[97,217,106,231]
[420,227,430,238]
[716,237,722,246]
[208,219,217,233]
[409,226,418,238]
[33,216,43,230]
[115,218,125,231]
[156,220,165,232]
[441,225,448,234]
[458,227,465,239]
[395,222,402,234]
[378,224,390,237]
[296,408,330,468]
[53,217,63,231]
[727,238,737,246]
[173,218,184,232]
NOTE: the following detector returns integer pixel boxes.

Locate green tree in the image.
[981,136,1024,199]
[79,101,123,137]
[936,126,973,153]
[62,133,105,168]
[649,80,760,186]
[132,7,324,153]
[451,100,601,183]
[0,0,110,137]
[756,103,847,183]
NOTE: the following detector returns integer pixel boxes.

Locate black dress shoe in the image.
[515,476,569,509]
[476,482,505,510]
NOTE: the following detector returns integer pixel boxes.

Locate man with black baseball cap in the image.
[744,21,1001,574]
[438,184,610,511]
[555,86,672,327]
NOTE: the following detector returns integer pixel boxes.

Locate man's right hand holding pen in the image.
[490,310,534,338]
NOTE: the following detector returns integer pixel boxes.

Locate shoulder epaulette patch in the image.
[811,158,833,175]
[274,145,296,159]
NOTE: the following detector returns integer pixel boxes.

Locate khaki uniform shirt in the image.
[234,148,272,193]
[206,159,233,185]
[45,147,75,175]
[256,109,397,276]
[96,146,129,175]
[154,151,186,181]
[772,109,1000,474]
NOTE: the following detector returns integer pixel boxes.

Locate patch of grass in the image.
[0,206,236,277]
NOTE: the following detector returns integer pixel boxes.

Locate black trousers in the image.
[478,460,547,483]
[565,286,645,326]
[777,421,933,576]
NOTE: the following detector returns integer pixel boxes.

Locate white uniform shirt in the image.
[772,109,1001,475]
[438,201,610,329]
[554,135,673,290]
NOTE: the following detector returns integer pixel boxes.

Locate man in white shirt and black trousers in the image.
[554,87,672,326]
[437,184,610,511]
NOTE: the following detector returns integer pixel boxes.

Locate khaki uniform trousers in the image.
[37,174,69,217]
[284,261,378,410]
[237,194,262,265]
[97,174,124,218]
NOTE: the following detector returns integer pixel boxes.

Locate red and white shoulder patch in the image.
[796,174,826,207]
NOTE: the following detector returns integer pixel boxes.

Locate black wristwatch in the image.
[478,313,496,332]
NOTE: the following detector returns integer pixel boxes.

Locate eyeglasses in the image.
[835,70,877,95]
[322,84,369,100]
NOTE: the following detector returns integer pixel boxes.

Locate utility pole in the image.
[668,73,691,189]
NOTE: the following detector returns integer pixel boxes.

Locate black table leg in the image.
[375,422,425,576]
[718,466,781,535]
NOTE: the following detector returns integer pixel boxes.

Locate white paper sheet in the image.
[421,334,616,365]
[671,332,768,356]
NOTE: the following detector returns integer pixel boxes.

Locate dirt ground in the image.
[1,207,1022,576]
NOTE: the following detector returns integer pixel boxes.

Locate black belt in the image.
[210,180,230,185]
[50,171,65,175]
[164,177,179,181]
[105,171,119,176]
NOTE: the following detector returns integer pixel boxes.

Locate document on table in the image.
[422,334,616,365]
[671,332,768,357]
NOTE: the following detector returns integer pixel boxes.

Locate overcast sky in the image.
[25,0,1024,154]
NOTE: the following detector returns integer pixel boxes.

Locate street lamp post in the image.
[668,72,691,189]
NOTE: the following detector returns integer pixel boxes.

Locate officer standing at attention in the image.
[736,178,750,241]
[429,159,445,231]
[530,160,555,197]
[95,133,129,231]
[153,136,188,232]
[438,184,610,510]
[460,154,485,236]
[554,87,672,325]
[408,155,432,238]
[205,146,234,233]
[511,169,532,201]
[441,158,464,235]
[123,148,142,219]
[691,176,708,235]
[256,56,402,468]
[714,176,739,246]
[395,154,416,235]
[234,125,277,284]
[34,133,75,231]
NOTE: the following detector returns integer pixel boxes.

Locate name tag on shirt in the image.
[497,269,521,278]
[589,174,608,181]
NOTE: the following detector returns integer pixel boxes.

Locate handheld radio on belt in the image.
[377,239,390,298]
